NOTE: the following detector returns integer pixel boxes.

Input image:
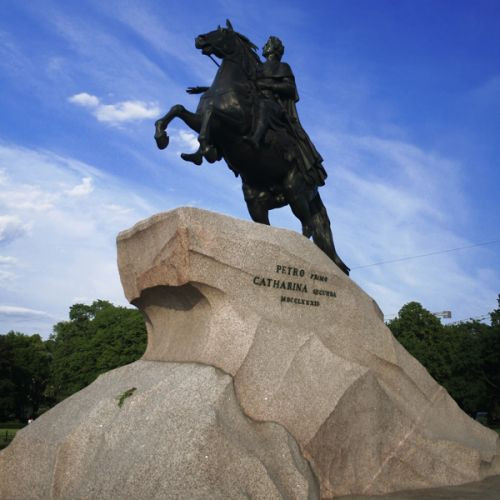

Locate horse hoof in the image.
[301,224,313,238]
[155,132,169,150]
[181,152,203,166]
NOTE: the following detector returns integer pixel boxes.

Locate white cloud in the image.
[66,176,93,197]
[0,143,166,336]
[178,130,199,150]
[313,132,498,322]
[0,305,55,319]
[0,180,59,212]
[0,269,16,284]
[68,92,100,107]
[0,30,34,80]
[171,129,199,152]
[96,3,215,83]
[0,256,18,266]
[103,204,133,218]
[0,215,30,245]
[69,92,160,123]
[94,100,160,122]
[0,168,7,185]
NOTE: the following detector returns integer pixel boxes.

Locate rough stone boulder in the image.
[0,361,318,499]
[116,207,499,497]
[1,207,498,499]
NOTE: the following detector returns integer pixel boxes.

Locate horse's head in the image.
[195,19,239,59]
[195,20,261,73]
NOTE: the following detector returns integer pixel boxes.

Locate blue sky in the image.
[0,0,499,336]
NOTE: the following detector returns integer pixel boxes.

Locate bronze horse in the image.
[154,21,349,275]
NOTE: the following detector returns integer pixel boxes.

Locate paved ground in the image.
[337,475,500,499]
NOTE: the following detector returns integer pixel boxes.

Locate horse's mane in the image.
[233,31,262,78]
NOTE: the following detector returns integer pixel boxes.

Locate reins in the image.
[208,54,220,67]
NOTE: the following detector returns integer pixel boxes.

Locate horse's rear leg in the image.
[246,198,271,226]
[154,105,202,150]
[291,200,314,238]
[285,190,315,238]
[198,105,220,163]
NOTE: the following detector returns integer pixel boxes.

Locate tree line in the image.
[387,296,500,424]
[0,300,146,422]
[1,296,499,425]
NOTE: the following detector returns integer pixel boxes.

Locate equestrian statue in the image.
[154,20,349,275]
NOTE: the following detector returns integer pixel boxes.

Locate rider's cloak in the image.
[260,60,328,187]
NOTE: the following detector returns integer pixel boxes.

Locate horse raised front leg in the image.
[154,105,183,150]
[154,105,202,151]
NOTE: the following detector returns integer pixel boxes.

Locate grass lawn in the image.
[0,428,21,450]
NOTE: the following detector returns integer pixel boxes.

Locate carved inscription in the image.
[252,276,308,293]
[252,264,337,307]
[310,272,328,282]
[281,296,320,307]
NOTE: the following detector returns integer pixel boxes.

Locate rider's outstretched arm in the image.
[186,86,209,94]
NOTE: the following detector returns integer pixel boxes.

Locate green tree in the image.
[0,332,51,420]
[387,302,452,383]
[48,300,146,402]
[481,295,500,421]
[442,320,489,415]
[0,335,16,420]
[388,299,500,419]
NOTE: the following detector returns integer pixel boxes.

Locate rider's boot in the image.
[199,136,219,164]
[181,150,203,165]
[243,117,267,149]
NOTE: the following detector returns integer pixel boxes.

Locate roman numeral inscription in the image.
[252,264,337,307]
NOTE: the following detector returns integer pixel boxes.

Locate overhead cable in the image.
[351,239,500,270]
